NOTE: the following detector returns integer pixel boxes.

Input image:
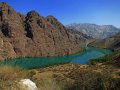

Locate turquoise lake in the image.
[0,47,112,69]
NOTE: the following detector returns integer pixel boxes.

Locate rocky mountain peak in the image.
[0,2,81,60]
[25,10,46,30]
[0,2,15,15]
[46,15,57,21]
[46,15,60,25]
[27,10,40,19]
[46,15,65,30]
[0,2,10,8]
[0,2,20,22]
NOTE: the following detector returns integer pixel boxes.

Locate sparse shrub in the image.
[89,54,114,65]
[66,69,120,90]
[36,78,61,90]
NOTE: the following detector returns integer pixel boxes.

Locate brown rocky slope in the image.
[89,32,120,51]
[0,2,83,60]
[89,31,120,67]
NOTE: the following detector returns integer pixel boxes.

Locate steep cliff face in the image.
[0,2,81,60]
[67,28,93,47]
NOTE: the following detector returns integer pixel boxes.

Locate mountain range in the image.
[0,2,85,60]
[66,23,120,39]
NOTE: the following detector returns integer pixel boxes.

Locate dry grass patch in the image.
[0,65,28,90]
[0,63,120,90]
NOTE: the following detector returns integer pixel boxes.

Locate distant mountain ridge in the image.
[66,23,120,39]
[66,28,93,47]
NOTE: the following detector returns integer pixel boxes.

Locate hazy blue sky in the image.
[0,0,120,27]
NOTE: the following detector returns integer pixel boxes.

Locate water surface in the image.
[0,47,112,69]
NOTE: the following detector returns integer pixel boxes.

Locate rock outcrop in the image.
[0,2,81,60]
[19,79,38,90]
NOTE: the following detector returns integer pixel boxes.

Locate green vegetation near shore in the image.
[89,55,112,65]
[89,52,117,65]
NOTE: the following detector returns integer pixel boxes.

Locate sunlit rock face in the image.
[0,2,81,60]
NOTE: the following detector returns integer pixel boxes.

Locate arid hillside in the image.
[0,2,89,60]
